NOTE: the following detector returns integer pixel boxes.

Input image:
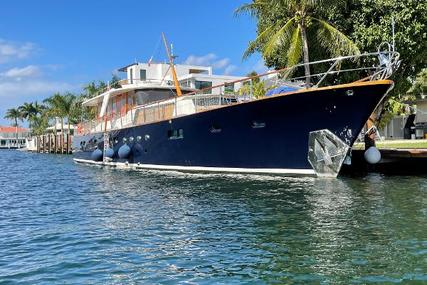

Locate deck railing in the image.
[78,47,400,135]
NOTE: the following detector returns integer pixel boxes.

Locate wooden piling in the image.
[34,133,73,155]
[54,134,56,153]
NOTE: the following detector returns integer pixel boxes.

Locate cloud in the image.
[0,39,37,63]
[224,65,237,75]
[0,79,75,99]
[183,53,239,75]
[0,76,78,125]
[252,59,268,74]
[1,65,42,78]
[183,53,217,66]
[212,58,230,69]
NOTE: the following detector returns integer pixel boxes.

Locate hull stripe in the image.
[73,158,316,176]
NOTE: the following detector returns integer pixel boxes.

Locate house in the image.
[0,126,30,149]
[117,62,245,94]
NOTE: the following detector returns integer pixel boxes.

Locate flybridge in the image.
[82,62,244,108]
[78,61,246,135]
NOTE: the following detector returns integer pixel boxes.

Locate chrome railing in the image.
[77,47,400,135]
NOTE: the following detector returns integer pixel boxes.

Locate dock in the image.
[342,147,427,175]
[31,134,73,154]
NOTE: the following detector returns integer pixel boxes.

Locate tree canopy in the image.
[236,0,360,85]
[238,0,427,124]
[324,0,427,95]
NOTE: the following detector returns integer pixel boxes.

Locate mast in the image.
[161,32,182,97]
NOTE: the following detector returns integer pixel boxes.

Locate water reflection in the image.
[0,151,426,284]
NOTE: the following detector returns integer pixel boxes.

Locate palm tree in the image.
[83,80,108,98]
[61,93,77,136]
[44,93,65,135]
[19,102,37,129]
[236,0,360,86]
[4,108,23,147]
[83,81,98,98]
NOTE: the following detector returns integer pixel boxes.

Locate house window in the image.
[140,69,146,81]
[195,80,212,94]
[180,79,191,88]
[168,129,184,140]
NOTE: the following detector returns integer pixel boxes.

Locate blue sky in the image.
[0,0,265,125]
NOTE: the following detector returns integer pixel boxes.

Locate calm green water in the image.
[0,150,426,284]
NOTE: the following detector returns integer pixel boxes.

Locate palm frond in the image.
[263,17,297,58]
[234,0,269,17]
[286,25,303,67]
[312,17,360,57]
[242,20,283,59]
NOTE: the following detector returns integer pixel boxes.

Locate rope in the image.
[148,35,162,64]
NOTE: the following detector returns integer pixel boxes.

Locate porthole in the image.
[144,134,150,141]
[123,137,127,143]
[136,136,142,142]
[168,129,184,139]
[129,136,134,142]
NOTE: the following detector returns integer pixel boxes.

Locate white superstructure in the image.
[79,62,246,134]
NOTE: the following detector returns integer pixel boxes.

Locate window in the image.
[168,129,184,140]
[129,68,133,84]
[189,69,208,74]
[140,69,146,81]
[195,80,212,94]
[224,83,234,94]
[180,79,191,88]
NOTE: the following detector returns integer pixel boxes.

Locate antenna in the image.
[392,16,396,52]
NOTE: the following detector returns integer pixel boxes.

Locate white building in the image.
[117,62,244,93]
[0,126,30,149]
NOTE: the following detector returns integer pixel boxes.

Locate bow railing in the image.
[77,47,400,135]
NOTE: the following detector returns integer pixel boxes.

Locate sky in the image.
[0,0,266,126]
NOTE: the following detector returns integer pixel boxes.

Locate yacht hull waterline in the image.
[73,80,393,177]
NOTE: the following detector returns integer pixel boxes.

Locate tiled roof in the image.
[0,126,29,133]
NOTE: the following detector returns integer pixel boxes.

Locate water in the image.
[0,150,426,284]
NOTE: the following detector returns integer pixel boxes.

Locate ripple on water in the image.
[0,150,426,284]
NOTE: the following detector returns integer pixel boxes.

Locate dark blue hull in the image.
[73,81,392,174]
